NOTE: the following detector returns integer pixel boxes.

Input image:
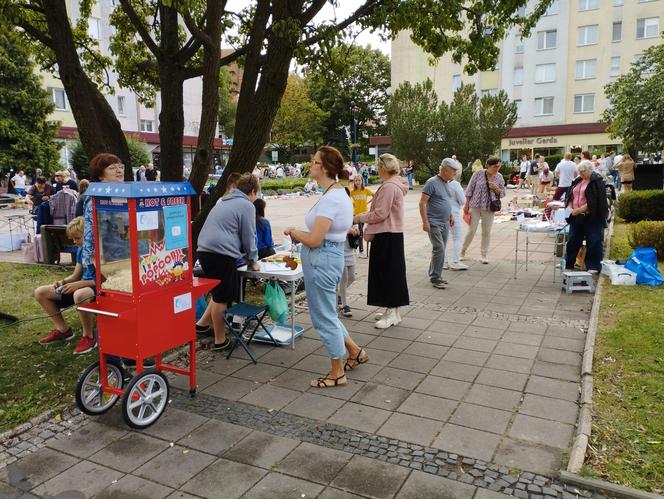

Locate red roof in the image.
[56,126,227,149]
[504,122,608,138]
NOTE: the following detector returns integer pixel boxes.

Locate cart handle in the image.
[77,306,120,318]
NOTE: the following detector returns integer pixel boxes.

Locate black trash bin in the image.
[633,162,664,190]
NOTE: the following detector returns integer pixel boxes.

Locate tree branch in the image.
[299,0,327,25]
[181,9,213,49]
[118,0,160,58]
[17,19,53,48]
[177,36,204,63]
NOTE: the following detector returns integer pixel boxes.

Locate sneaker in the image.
[196,323,213,336]
[443,263,449,270]
[212,338,233,351]
[588,269,599,274]
[449,262,469,270]
[431,279,447,289]
[73,336,97,354]
[38,327,74,345]
[337,296,342,307]
[480,257,489,264]
[375,309,399,329]
[341,305,352,317]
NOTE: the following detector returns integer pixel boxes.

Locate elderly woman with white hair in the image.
[564,160,609,274]
[353,154,410,330]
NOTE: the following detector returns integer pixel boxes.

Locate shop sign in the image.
[508,136,558,147]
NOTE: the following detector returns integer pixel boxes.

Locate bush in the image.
[617,190,664,222]
[544,154,563,172]
[368,176,382,185]
[260,178,307,190]
[414,170,430,186]
[70,136,150,179]
[628,221,664,260]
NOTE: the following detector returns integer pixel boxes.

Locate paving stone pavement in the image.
[1,191,608,498]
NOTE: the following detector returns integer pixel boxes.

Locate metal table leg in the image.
[291,278,295,349]
[514,229,519,279]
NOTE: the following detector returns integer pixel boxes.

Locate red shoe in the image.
[73,336,97,355]
[38,328,74,345]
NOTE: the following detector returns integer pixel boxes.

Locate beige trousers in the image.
[462,208,495,258]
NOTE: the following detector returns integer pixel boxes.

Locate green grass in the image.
[0,263,92,432]
[587,220,664,493]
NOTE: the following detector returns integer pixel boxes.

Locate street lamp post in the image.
[350,101,358,167]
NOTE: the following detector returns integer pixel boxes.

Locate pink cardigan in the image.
[356,176,408,234]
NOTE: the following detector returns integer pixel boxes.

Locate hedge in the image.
[628,221,664,260]
[259,178,307,190]
[616,190,664,222]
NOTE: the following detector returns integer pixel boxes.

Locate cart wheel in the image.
[189,387,197,398]
[121,370,169,429]
[75,360,125,416]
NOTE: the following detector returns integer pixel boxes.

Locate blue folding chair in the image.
[223,303,278,363]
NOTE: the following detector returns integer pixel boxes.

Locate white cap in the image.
[441,158,461,170]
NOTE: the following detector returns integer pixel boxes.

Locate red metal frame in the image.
[86,191,217,400]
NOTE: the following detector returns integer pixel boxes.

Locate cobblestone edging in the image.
[170,389,605,499]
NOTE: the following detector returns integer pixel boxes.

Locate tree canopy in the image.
[271,75,328,161]
[0,28,60,174]
[387,80,517,177]
[603,42,664,155]
[305,43,390,158]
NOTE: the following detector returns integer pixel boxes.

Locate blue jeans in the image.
[15,188,26,197]
[301,241,349,358]
[609,169,620,190]
[407,172,413,188]
[565,217,605,272]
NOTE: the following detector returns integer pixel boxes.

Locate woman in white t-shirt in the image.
[284,146,367,388]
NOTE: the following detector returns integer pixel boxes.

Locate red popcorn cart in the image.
[74,182,217,429]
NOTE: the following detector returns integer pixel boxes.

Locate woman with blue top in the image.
[254,198,275,259]
[284,146,368,388]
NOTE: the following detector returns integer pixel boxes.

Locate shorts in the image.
[540,181,551,185]
[197,251,239,305]
[56,286,96,309]
[519,172,527,180]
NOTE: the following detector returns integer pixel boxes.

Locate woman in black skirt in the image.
[354,154,410,329]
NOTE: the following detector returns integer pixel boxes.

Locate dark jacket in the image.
[565,172,609,223]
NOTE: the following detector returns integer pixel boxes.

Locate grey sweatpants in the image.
[428,224,449,281]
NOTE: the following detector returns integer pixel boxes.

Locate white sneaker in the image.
[443,263,449,270]
[375,309,399,329]
[480,257,489,264]
[449,262,469,270]
[395,308,402,324]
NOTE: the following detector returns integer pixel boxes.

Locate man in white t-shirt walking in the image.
[11,170,27,196]
[612,152,623,190]
[553,153,578,201]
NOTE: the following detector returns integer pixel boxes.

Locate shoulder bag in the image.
[485,171,501,212]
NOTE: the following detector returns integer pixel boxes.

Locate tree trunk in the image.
[187,0,223,195]
[156,3,185,182]
[43,0,131,180]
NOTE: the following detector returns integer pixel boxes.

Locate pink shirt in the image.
[355,176,408,234]
[572,179,590,209]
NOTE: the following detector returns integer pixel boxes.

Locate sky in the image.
[223,1,391,57]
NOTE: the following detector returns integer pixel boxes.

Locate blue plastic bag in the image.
[265,281,289,323]
[625,248,664,286]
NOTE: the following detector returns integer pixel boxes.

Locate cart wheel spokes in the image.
[75,361,125,416]
[122,370,169,429]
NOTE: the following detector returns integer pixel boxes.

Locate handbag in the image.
[485,171,501,212]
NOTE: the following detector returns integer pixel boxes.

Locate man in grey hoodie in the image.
[196,173,261,350]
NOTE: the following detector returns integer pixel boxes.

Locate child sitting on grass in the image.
[33,216,97,354]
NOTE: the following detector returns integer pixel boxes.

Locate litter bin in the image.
[633,162,663,190]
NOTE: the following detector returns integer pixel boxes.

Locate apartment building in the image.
[41,0,235,169]
[391,0,662,161]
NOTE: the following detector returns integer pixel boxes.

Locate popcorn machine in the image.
[74,182,217,429]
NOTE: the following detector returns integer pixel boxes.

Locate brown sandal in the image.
[311,373,347,388]
[344,349,369,371]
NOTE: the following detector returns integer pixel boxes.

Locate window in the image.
[515,43,524,54]
[613,0,624,5]
[575,59,597,79]
[574,93,595,113]
[537,30,557,49]
[613,22,622,42]
[535,63,556,83]
[545,1,559,15]
[140,120,153,132]
[579,0,599,11]
[637,18,659,39]
[514,67,524,86]
[87,18,100,40]
[49,88,67,110]
[117,96,125,116]
[577,25,599,45]
[452,74,461,91]
[535,97,554,116]
[610,56,621,76]
[481,88,499,97]
[515,99,523,118]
